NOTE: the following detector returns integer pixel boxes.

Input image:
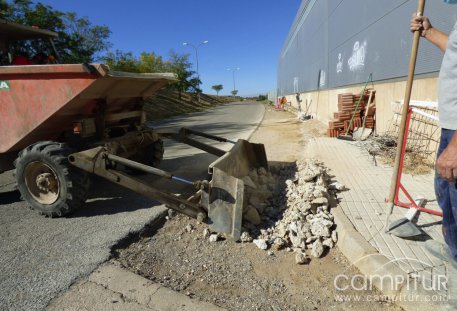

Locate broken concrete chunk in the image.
[253,239,268,250]
[329,182,346,191]
[305,236,318,244]
[311,197,328,206]
[295,252,310,265]
[240,231,253,243]
[323,238,335,249]
[209,234,219,242]
[202,228,211,238]
[311,239,325,258]
[331,230,338,243]
[310,221,331,238]
[272,237,286,250]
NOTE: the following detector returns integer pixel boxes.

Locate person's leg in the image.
[435,129,457,261]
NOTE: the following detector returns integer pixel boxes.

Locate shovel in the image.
[353,90,375,141]
[385,0,425,234]
[387,198,425,238]
[302,99,312,120]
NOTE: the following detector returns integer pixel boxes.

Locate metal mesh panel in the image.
[278,0,457,95]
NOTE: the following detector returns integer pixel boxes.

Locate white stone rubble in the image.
[209,234,219,242]
[242,160,340,264]
[253,239,268,250]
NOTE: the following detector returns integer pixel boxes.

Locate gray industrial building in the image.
[277,0,456,96]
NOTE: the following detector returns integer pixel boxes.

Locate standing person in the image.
[280,96,287,111]
[296,93,302,112]
[411,4,457,308]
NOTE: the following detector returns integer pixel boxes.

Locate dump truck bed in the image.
[0,64,176,153]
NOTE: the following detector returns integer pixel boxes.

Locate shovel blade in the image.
[387,218,422,238]
[353,128,373,141]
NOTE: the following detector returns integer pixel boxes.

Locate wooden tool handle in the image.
[388,0,426,204]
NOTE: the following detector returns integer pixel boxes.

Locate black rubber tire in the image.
[14,141,90,217]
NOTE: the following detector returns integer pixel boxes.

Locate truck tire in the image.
[14,141,90,217]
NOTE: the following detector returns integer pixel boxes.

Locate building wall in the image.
[284,76,438,135]
[278,0,455,96]
[277,0,454,161]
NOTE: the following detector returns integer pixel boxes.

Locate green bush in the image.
[256,94,267,101]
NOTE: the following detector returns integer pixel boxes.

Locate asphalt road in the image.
[0,101,265,311]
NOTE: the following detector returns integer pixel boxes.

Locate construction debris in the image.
[209,234,220,242]
[195,159,339,264]
[240,159,338,264]
[202,228,211,238]
[295,252,310,264]
[253,239,268,250]
[327,90,376,138]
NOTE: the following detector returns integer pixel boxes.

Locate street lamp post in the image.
[227,67,240,96]
[183,40,208,101]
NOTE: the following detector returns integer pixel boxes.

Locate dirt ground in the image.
[113,107,403,311]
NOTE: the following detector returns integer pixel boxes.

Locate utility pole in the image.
[227,67,240,96]
[183,40,209,102]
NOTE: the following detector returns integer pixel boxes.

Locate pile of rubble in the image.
[234,159,341,265]
[243,160,341,263]
[185,159,343,264]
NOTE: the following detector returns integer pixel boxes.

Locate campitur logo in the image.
[333,254,449,303]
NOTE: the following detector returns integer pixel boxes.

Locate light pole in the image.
[183,40,208,101]
[227,67,240,96]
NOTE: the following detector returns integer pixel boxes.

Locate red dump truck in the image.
[0,19,267,240]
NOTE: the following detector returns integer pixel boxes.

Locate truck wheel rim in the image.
[24,161,60,205]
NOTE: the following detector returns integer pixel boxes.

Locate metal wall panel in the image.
[278,0,457,95]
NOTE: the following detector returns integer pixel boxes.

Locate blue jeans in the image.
[435,128,457,262]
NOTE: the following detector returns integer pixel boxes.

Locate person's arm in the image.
[437,132,457,183]
[411,15,448,52]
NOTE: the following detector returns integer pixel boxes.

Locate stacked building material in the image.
[327,89,376,137]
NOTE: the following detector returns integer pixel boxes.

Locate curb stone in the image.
[48,263,226,311]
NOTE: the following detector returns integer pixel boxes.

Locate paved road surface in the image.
[0,102,264,311]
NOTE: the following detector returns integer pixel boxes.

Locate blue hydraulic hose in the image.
[171,176,194,185]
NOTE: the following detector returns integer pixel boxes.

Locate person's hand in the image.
[410,14,433,37]
[437,139,457,183]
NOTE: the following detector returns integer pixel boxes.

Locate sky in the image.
[33,0,301,96]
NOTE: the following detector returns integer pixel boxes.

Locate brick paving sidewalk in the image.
[306,137,447,298]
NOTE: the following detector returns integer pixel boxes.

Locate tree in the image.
[211,84,223,96]
[103,50,139,72]
[166,51,199,98]
[138,52,166,73]
[63,12,112,62]
[257,94,267,101]
[102,50,199,99]
[1,0,111,63]
[231,90,238,96]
